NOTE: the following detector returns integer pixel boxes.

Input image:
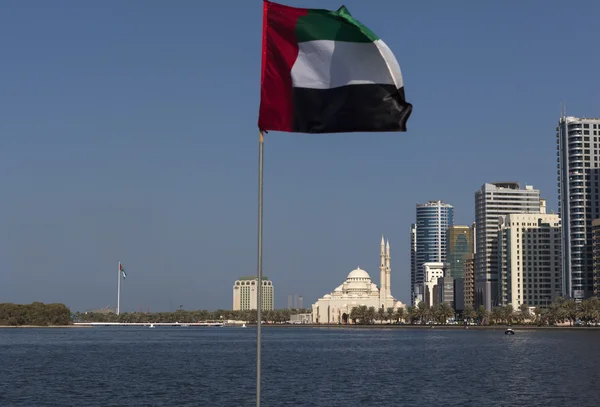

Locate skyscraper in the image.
[446,225,474,279]
[497,213,562,308]
[557,115,600,300]
[411,200,454,304]
[474,183,542,310]
[592,219,600,298]
[410,224,417,304]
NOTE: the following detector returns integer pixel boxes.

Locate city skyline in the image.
[1,1,599,311]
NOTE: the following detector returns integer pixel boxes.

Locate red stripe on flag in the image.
[258,1,307,132]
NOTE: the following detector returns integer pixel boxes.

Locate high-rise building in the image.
[411,200,454,304]
[474,183,543,310]
[463,254,475,309]
[446,225,474,279]
[592,219,600,298]
[557,115,600,300]
[410,224,417,304]
[497,213,562,309]
[288,294,304,309]
[233,276,274,311]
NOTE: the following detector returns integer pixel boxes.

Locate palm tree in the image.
[416,301,430,324]
[349,306,360,324]
[366,307,377,324]
[561,299,578,326]
[386,307,395,323]
[545,301,566,326]
[377,307,386,324]
[503,305,515,325]
[438,303,454,324]
[490,307,503,325]
[394,307,405,323]
[353,305,369,324]
[518,303,531,324]
[532,306,544,325]
[405,306,417,324]
[476,305,488,325]
[463,305,476,324]
[579,297,600,325]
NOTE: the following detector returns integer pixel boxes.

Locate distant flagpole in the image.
[117,261,121,315]
[256,130,264,407]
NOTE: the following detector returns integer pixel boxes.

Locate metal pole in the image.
[256,130,264,407]
[117,261,121,315]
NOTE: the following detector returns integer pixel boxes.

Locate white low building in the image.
[312,236,405,324]
[423,262,447,307]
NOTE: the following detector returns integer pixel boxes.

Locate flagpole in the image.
[256,130,264,407]
[117,261,121,316]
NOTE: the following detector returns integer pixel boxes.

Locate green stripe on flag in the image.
[295,7,380,43]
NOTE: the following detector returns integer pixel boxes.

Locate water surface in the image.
[0,327,598,406]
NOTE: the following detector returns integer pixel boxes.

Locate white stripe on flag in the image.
[291,39,403,90]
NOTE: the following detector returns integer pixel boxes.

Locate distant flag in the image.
[258,0,412,134]
[120,263,127,279]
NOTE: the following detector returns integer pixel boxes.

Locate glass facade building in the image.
[446,225,474,279]
[411,201,454,304]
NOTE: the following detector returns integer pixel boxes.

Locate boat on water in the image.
[505,328,515,335]
[149,323,155,328]
[241,323,247,328]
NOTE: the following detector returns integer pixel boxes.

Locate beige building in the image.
[233,276,274,311]
[463,254,475,308]
[497,213,561,308]
[475,182,544,310]
[312,236,405,324]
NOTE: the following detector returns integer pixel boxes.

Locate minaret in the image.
[380,236,387,307]
[385,240,392,298]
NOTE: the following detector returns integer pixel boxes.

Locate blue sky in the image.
[1,0,599,312]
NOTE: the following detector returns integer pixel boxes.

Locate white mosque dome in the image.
[346,267,371,280]
[311,236,400,324]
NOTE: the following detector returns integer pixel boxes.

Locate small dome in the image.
[347,267,370,280]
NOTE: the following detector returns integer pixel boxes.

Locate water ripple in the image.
[0,327,598,406]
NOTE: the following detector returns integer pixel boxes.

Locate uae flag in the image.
[258,0,412,134]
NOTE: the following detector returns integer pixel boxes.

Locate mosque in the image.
[312,236,405,324]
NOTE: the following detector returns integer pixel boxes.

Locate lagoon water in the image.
[0,327,599,406]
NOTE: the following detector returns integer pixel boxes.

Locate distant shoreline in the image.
[263,324,600,330]
[0,325,90,329]
[2,324,598,331]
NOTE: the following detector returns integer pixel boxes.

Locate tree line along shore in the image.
[342,297,600,326]
[3,297,600,327]
[0,302,71,326]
